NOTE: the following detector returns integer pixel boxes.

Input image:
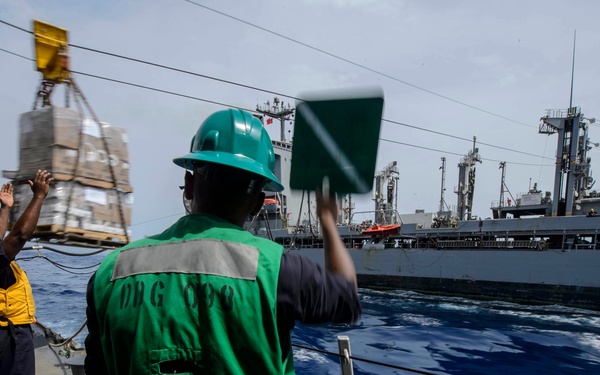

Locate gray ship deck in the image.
[33,322,85,375]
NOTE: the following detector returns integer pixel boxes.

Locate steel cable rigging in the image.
[182,0,536,128]
[0,45,551,167]
[63,44,551,161]
[17,244,111,274]
[19,255,99,275]
[0,19,553,164]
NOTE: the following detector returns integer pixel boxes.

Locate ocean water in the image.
[19,245,600,374]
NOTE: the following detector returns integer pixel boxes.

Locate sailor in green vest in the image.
[85,109,361,374]
[0,170,54,375]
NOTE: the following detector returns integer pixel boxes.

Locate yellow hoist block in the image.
[33,20,69,82]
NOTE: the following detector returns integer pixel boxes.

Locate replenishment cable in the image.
[182,1,535,129]
[62,77,560,165]
[1,16,534,129]
[0,43,553,165]
[0,19,554,162]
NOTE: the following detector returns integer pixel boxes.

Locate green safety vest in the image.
[92,213,294,374]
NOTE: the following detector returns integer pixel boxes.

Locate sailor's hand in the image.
[0,183,13,208]
[316,189,338,224]
[28,170,54,199]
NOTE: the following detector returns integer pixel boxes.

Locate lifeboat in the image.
[263,198,280,214]
[362,223,401,236]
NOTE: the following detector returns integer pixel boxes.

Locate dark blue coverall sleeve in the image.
[276,252,362,356]
[84,273,109,375]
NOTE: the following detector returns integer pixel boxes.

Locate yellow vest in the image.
[0,261,36,326]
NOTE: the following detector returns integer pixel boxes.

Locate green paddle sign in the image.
[290,88,384,194]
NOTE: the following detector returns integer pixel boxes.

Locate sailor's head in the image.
[174,109,282,220]
[173,108,283,192]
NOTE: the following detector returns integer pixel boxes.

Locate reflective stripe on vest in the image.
[112,239,259,281]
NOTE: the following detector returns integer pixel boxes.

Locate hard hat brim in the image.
[174,151,284,192]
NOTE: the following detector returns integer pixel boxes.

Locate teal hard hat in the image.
[174,109,284,192]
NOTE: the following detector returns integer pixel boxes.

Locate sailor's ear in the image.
[250,192,265,216]
[184,171,194,200]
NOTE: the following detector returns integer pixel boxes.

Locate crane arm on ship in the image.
[373,161,399,224]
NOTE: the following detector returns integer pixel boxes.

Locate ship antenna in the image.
[256,97,295,142]
[569,30,576,109]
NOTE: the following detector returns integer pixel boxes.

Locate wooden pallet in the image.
[33,225,128,249]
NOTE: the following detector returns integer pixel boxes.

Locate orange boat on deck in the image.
[362,223,401,236]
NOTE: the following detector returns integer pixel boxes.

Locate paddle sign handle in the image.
[322,176,330,202]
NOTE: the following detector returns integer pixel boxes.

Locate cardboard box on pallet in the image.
[18,106,132,192]
[11,180,132,240]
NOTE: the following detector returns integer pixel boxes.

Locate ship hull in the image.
[292,247,600,310]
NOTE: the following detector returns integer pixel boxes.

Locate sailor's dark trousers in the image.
[0,324,35,375]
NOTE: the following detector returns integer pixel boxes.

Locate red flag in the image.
[266,118,273,125]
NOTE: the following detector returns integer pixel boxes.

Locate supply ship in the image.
[248,103,600,311]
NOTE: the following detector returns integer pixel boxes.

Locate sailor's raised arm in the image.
[316,190,358,292]
[2,170,53,259]
[0,183,13,239]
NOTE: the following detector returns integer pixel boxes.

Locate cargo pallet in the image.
[33,225,128,249]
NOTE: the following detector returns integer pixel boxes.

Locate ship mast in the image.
[439,157,447,212]
[455,136,481,220]
[539,108,594,216]
[538,31,594,216]
[498,162,506,208]
[256,97,295,142]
